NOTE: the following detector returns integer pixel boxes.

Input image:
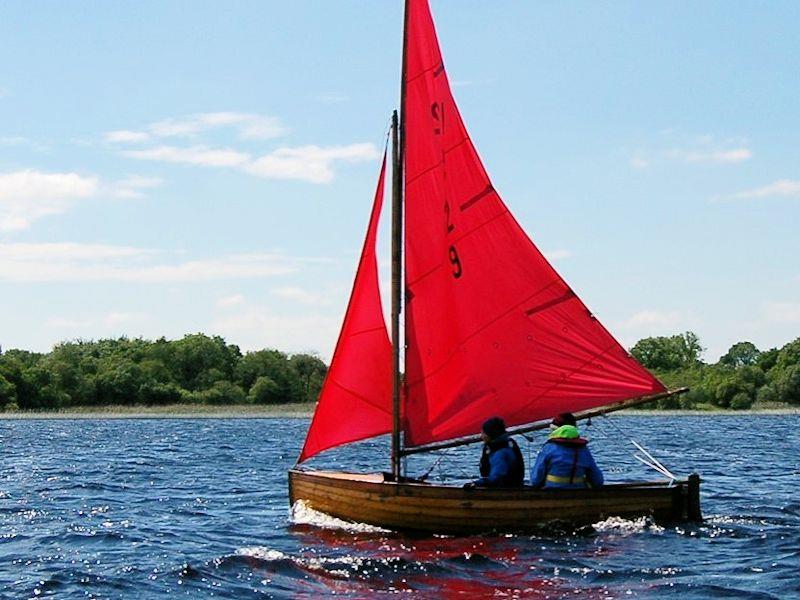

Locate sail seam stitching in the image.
[406,138,470,185]
[406,281,566,387]
[459,184,494,211]
[406,61,444,85]
[525,289,576,317]
[328,378,394,416]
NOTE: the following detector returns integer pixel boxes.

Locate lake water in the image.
[1,415,798,598]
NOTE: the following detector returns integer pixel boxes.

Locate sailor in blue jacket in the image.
[464,417,525,489]
[530,413,604,489]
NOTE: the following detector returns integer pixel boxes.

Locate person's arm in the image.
[481,448,513,487]
[529,445,550,488]
[584,449,604,487]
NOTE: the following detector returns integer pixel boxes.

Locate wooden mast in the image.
[390,0,410,481]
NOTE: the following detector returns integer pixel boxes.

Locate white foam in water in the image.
[237,547,288,561]
[592,516,664,534]
[290,500,390,533]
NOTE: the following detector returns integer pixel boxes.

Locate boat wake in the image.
[592,515,665,534]
[289,500,390,533]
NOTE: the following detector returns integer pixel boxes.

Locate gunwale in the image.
[288,469,700,534]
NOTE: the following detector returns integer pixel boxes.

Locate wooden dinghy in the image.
[289,470,701,535]
[289,0,702,533]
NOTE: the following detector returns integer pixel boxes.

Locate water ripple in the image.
[1,415,798,598]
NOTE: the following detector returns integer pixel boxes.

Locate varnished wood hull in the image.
[288,469,702,534]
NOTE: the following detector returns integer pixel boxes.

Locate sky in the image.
[1,1,798,363]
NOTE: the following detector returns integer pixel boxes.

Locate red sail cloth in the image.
[297,153,393,462]
[402,0,666,447]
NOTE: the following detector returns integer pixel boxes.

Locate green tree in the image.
[248,376,281,404]
[236,349,302,403]
[169,334,241,391]
[720,342,760,368]
[730,392,754,410]
[757,348,779,372]
[630,331,703,371]
[289,353,327,402]
[773,364,800,404]
[0,374,16,409]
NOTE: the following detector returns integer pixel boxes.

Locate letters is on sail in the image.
[298,0,666,462]
[401,0,665,448]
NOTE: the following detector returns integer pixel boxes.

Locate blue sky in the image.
[1,1,798,362]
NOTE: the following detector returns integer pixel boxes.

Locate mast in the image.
[390,111,402,480]
[390,0,410,481]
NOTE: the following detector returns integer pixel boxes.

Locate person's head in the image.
[549,412,577,430]
[481,416,506,442]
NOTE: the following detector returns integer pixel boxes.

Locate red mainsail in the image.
[298,153,393,462]
[402,0,665,448]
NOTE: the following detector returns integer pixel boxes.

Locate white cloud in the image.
[123,142,379,184]
[0,242,300,283]
[217,294,245,308]
[122,145,251,168]
[148,112,288,140]
[761,301,800,324]
[45,311,148,331]
[104,312,146,326]
[618,309,683,330]
[676,148,752,164]
[0,242,153,261]
[45,317,94,329]
[633,133,752,168]
[543,249,572,262]
[109,175,164,199]
[718,179,800,202]
[271,286,331,306]
[109,112,377,184]
[0,170,99,231]
[105,130,151,143]
[211,305,339,357]
[245,143,380,183]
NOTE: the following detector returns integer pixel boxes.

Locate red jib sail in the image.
[403,0,665,448]
[298,152,393,462]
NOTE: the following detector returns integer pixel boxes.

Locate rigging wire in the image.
[598,414,677,482]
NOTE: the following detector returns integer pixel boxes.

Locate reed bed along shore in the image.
[1,404,797,419]
[0,403,316,419]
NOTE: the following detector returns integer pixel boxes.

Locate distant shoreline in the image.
[1,404,797,420]
[0,403,315,420]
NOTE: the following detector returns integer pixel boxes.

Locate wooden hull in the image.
[288,469,702,535]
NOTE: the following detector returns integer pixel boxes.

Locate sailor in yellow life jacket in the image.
[529,412,604,489]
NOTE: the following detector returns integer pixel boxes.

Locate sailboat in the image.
[288,0,701,534]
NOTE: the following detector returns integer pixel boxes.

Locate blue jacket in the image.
[530,439,604,489]
[473,434,525,488]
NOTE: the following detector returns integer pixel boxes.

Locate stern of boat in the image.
[685,473,702,521]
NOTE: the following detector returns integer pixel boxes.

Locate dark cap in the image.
[482,416,506,440]
[551,412,577,427]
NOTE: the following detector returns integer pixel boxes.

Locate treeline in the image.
[631,332,800,410]
[0,334,327,411]
[1,332,798,411]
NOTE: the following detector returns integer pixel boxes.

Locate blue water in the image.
[1,415,798,599]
